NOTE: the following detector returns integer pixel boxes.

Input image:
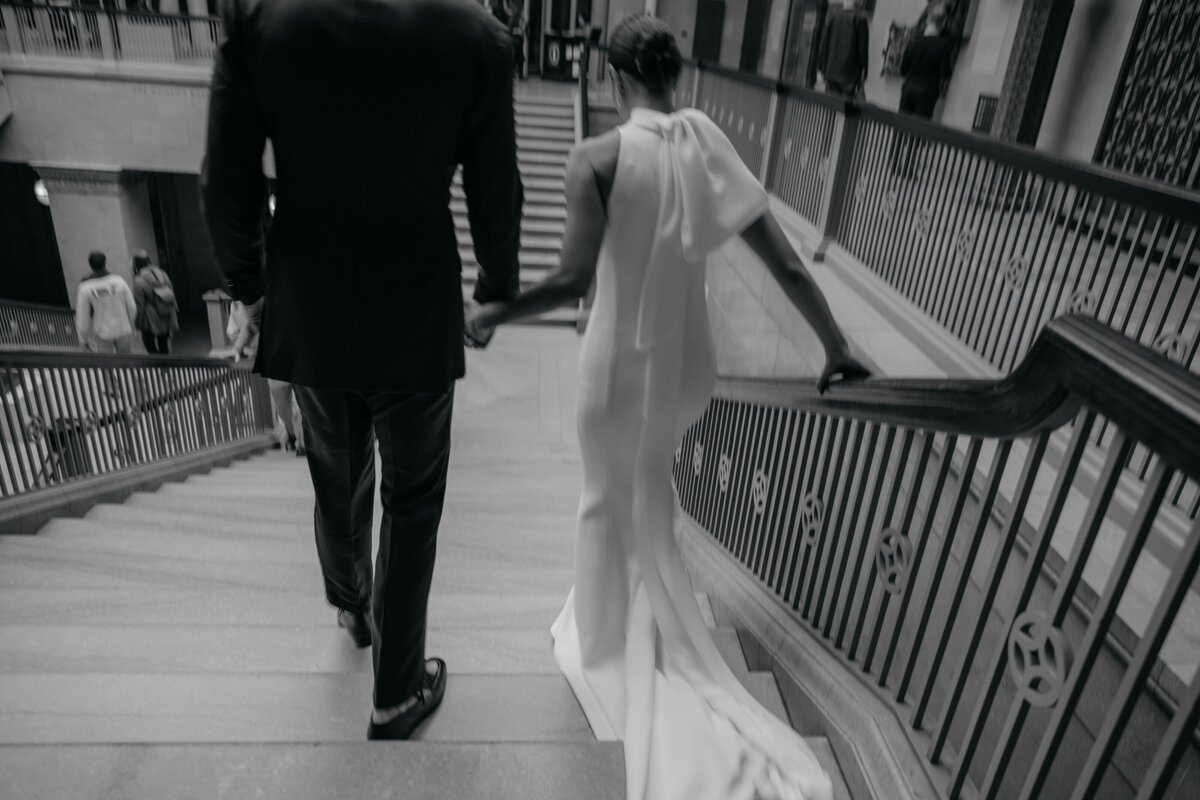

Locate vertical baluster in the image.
[753,410,800,578]
[715,404,753,551]
[1020,460,1174,799]
[847,427,912,660]
[976,168,1042,364]
[804,417,860,621]
[929,424,1059,769]
[879,432,960,690]
[912,439,1010,732]
[785,415,832,607]
[911,141,952,314]
[938,154,991,334]
[47,368,81,480]
[27,367,58,485]
[812,419,869,629]
[733,406,775,563]
[894,436,980,705]
[0,368,33,492]
[974,432,1134,800]
[1002,179,1069,370]
[826,424,885,641]
[924,146,973,327]
[771,412,816,593]
[955,165,1016,355]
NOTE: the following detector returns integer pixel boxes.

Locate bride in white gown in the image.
[467,14,869,800]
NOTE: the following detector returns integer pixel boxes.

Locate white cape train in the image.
[551,107,834,800]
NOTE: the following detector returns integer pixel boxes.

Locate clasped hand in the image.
[463,299,498,349]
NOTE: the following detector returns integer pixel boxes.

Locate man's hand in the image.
[464,298,497,350]
[243,297,265,334]
[817,352,872,394]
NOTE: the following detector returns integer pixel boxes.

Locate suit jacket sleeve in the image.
[201,0,268,305]
[460,24,524,305]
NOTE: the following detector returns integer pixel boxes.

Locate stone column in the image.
[33,166,160,310]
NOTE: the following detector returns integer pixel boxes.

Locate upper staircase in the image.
[455,91,577,326]
[0,327,849,798]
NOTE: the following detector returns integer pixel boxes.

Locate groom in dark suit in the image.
[202,0,523,739]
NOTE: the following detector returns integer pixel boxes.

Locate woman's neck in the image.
[630,95,675,116]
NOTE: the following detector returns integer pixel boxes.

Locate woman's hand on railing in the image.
[817,352,872,394]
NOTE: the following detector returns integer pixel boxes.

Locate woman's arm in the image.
[470,135,613,329]
[738,212,870,391]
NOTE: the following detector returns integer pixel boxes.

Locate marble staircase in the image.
[0,329,851,798]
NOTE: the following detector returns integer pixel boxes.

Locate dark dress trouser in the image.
[293,385,454,710]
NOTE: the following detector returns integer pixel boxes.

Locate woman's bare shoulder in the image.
[569,128,621,205]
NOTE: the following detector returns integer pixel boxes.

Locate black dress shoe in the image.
[367,658,447,741]
[337,608,372,648]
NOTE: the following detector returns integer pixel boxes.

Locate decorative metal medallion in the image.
[81,411,99,435]
[798,145,811,171]
[782,137,793,159]
[751,469,770,515]
[875,527,913,595]
[853,175,869,205]
[111,446,130,465]
[915,208,933,239]
[692,442,704,477]
[125,406,141,428]
[717,453,732,494]
[1152,331,1188,364]
[675,443,682,465]
[1008,610,1073,708]
[737,115,744,135]
[955,229,975,262]
[799,494,825,544]
[817,157,829,180]
[24,415,46,445]
[8,319,16,332]
[1068,288,1098,316]
[748,121,756,141]
[883,190,898,220]
[760,128,769,147]
[29,321,38,334]
[1003,256,1029,292]
[47,323,56,334]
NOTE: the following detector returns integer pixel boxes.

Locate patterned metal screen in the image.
[1096,0,1200,190]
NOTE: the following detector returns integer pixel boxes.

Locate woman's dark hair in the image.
[607,14,682,96]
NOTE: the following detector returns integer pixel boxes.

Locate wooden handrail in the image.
[715,315,1200,478]
[0,348,239,371]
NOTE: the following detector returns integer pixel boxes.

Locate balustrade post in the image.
[691,62,702,110]
[813,102,861,264]
[758,89,781,189]
[95,10,118,61]
[0,6,20,53]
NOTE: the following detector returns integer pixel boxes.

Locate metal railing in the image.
[0,3,219,65]
[1,350,272,498]
[0,299,77,350]
[675,315,1200,799]
[682,59,1200,380]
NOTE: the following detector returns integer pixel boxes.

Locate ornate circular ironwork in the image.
[81,411,99,435]
[1008,611,1072,708]
[1068,288,1098,316]
[737,115,744,134]
[799,494,825,543]
[29,321,38,334]
[853,176,869,205]
[760,128,768,147]
[782,137,793,159]
[955,229,975,262]
[1152,331,1188,364]
[883,190,898,219]
[798,145,811,170]
[112,446,130,464]
[125,406,141,428]
[875,527,912,595]
[692,442,704,477]
[915,208,933,239]
[717,453,732,494]
[1003,256,1029,292]
[748,121,756,141]
[24,416,46,445]
[751,469,770,515]
[47,323,56,334]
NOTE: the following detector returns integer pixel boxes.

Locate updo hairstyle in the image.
[607,14,683,96]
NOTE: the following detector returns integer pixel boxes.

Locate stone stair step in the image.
[451,185,563,206]
[0,742,625,800]
[742,672,790,724]
[0,624,557,675]
[710,627,750,679]
[0,587,568,629]
[459,249,559,269]
[451,200,566,220]
[453,214,565,236]
[518,139,573,155]
[452,173,564,193]
[809,737,854,800]
[518,151,570,166]
[518,162,567,179]
[0,673,593,744]
[514,102,575,118]
[517,124,577,140]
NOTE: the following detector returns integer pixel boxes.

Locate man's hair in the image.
[132,250,152,271]
[88,251,107,273]
[608,14,682,96]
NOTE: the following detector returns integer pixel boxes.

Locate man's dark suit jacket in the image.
[202,0,523,392]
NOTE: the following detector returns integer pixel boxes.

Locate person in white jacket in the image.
[75,251,137,354]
